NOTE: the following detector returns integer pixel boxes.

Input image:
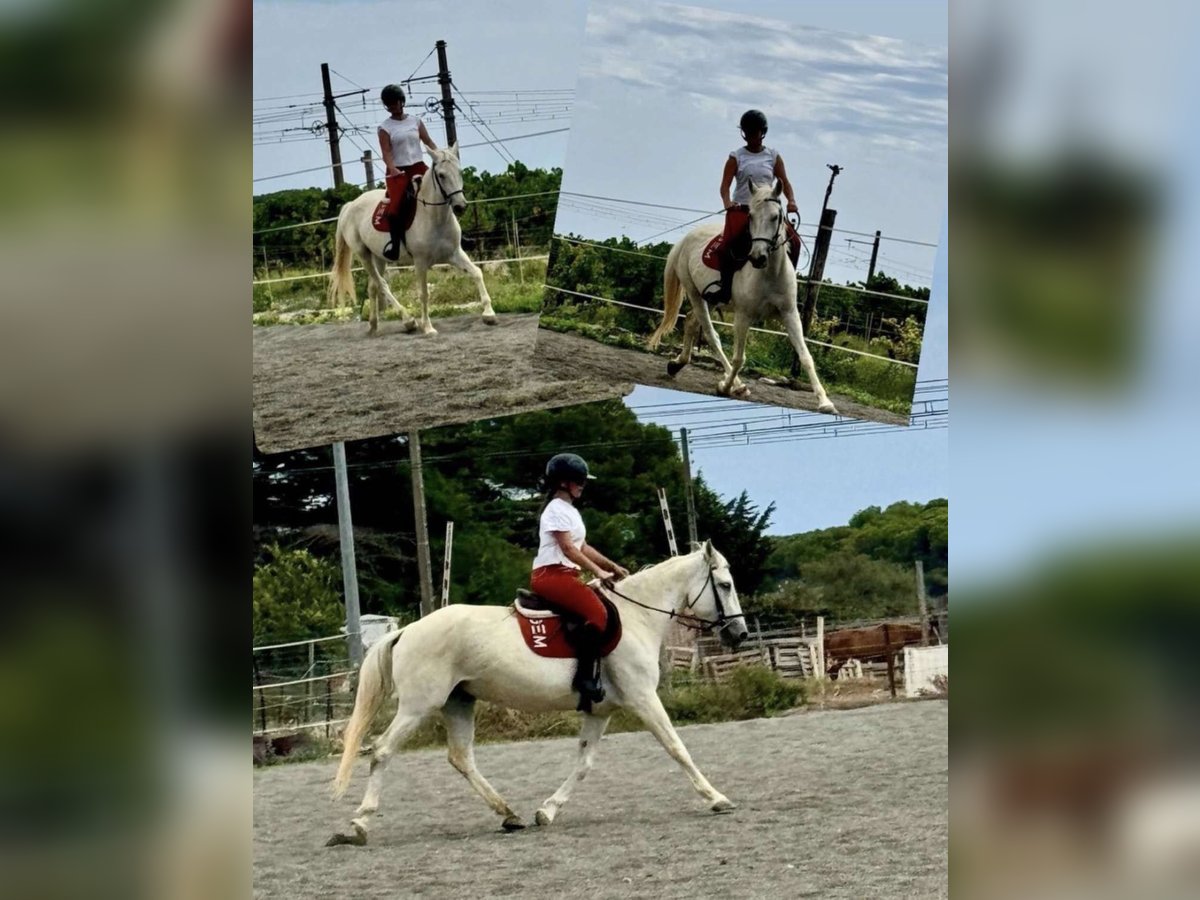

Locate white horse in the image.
[327,143,497,336]
[648,181,838,413]
[327,542,750,846]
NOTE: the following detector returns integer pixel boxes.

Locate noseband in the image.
[749,197,785,255]
[419,159,465,208]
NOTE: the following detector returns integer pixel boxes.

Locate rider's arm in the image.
[378,128,398,176]
[720,156,738,209]
[773,155,798,213]
[552,532,611,579]
[581,543,628,579]
[418,120,439,151]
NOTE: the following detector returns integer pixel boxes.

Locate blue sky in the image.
[252,0,588,191]
[555,0,946,288]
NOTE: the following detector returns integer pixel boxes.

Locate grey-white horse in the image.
[648,181,837,412]
[328,143,496,335]
[327,542,749,846]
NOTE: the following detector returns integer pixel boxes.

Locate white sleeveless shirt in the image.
[731,145,778,205]
[379,115,424,167]
[532,498,586,569]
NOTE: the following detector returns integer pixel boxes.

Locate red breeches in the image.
[530,565,608,631]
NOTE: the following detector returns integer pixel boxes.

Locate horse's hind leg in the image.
[448,247,496,324]
[442,693,525,830]
[365,255,417,334]
[327,707,426,845]
[535,713,610,827]
[781,306,837,414]
[667,309,701,377]
[626,690,734,813]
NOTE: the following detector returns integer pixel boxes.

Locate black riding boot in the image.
[572,624,606,713]
[382,225,403,261]
[703,260,735,305]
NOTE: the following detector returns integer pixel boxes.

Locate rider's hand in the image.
[723,199,736,210]
[612,565,630,580]
[786,201,798,214]
[595,570,614,584]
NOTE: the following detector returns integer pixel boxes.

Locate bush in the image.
[658,666,805,723]
[252,544,345,644]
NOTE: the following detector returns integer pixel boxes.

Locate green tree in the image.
[252,544,345,643]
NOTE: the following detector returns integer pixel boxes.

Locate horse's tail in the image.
[327,205,355,309]
[331,628,403,798]
[648,241,685,350]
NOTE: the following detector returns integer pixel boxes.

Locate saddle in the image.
[700,219,804,273]
[513,589,622,660]
[370,173,423,235]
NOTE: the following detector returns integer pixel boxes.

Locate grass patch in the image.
[253,256,547,323]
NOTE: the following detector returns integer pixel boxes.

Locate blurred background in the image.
[953,0,1200,896]
[2,0,1200,896]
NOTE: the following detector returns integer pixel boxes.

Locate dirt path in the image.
[535,328,908,425]
[253,314,630,453]
[253,701,946,899]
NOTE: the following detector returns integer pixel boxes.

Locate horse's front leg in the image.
[448,247,496,324]
[414,262,436,335]
[625,691,735,813]
[780,306,837,414]
[535,713,610,827]
[721,313,752,398]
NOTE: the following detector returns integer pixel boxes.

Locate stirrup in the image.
[383,239,401,261]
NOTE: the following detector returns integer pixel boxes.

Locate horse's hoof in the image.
[482,314,498,326]
[325,827,367,847]
[666,360,684,377]
[534,809,553,827]
[402,319,419,334]
[501,814,527,832]
[818,401,838,415]
[732,386,751,399]
[711,798,737,814]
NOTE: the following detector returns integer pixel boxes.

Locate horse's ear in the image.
[772,180,783,198]
[703,539,714,560]
[449,141,460,159]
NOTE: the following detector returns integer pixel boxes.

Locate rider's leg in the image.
[530,566,608,709]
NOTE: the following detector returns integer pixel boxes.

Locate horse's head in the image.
[426,143,468,216]
[746,180,785,269]
[691,540,749,650]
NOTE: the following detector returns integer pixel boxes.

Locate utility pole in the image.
[799,207,837,338]
[440,522,455,607]
[332,442,362,668]
[867,229,881,284]
[915,560,930,646]
[361,150,375,190]
[435,40,458,147]
[320,63,345,187]
[679,428,699,548]
[799,163,842,333]
[408,431,434,617]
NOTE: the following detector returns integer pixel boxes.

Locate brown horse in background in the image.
[824,620,941,679]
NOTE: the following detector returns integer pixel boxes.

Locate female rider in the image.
[708,108,799,302]
[377,83,439,260]
[530,453,629,709]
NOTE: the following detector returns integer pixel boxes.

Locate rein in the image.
[419,159,465,208]
[598,567,745,633]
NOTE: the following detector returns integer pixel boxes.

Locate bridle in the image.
[598,565,745,633]
[419,157,465,208]
[748,196,785,256]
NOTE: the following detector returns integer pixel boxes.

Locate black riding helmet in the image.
[739,109,768,135]
[381,84,406,106]
[545,453,595,486]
